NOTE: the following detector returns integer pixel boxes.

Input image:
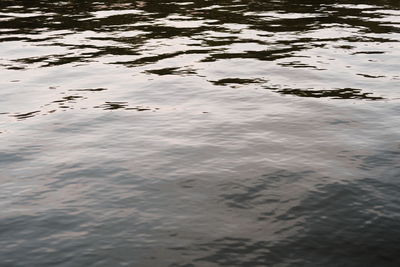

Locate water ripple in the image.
[1,1,400,266]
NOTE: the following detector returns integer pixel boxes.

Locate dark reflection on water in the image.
[1,0,400,266]
[1,0,399,103]
[191,178,400,266]
[273,87,385,100]
[94,101,154,111]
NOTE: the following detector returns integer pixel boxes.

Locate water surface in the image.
[1,0,400,266]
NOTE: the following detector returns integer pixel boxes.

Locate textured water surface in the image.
[1,0,400,266]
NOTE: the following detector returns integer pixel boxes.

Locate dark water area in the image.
[1,0,400,266]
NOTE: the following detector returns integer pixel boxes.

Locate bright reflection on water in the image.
[0,0,400,266]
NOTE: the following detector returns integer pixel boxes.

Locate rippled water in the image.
[1,0,400,266]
